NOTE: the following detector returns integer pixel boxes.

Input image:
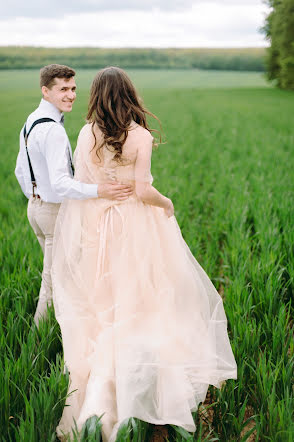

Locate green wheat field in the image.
[0,69,293,441]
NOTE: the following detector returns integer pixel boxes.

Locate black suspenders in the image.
[23,117,75,197]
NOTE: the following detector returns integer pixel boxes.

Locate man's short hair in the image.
[40,64,76,89]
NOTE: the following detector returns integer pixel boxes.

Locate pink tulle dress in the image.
[52,122,237,442]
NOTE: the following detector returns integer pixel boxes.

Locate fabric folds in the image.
[52,123,237,441]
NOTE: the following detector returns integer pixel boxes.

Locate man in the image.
[15,64,132,326]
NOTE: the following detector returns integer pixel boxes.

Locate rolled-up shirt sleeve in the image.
[44,124,98,200]
[15,128,30,199]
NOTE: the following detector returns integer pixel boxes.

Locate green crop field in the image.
[0,69,293,441]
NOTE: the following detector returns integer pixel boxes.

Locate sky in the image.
[0,0,270,48]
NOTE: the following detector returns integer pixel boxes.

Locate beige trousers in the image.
[27,196,60,326]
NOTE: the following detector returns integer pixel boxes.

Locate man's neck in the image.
[42,98,62,115]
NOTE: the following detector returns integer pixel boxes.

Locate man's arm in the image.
[45,124,98,199]
[15,129,30,199]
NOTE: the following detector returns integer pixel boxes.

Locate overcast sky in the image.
[0,0,270,48]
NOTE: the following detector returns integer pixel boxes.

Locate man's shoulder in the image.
[26,111,58,129]
[25,101,61,133]
[25,113,65,141]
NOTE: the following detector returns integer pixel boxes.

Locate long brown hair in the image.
[87,66,161,162]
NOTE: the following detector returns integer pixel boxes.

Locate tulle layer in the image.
[52,196,237,441]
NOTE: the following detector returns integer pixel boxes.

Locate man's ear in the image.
[41,85,49,98]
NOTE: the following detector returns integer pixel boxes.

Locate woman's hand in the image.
[164,198,174,217]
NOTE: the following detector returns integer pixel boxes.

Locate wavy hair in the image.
[87,66,161,162]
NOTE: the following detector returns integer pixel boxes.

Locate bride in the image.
[52,66,237,442]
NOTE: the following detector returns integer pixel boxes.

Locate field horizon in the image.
[0,46,266,71]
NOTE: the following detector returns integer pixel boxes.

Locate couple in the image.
[15,64,237,441]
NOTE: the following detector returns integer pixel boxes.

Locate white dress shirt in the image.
[15,99,98,203]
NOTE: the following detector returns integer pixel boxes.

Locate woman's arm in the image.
[134,131,174,217]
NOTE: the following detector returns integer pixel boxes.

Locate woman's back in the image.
[74,122,153,186]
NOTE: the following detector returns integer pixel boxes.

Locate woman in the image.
[52,66,237,442]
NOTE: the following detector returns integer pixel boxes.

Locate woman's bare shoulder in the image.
[128,123,153,141]
[78,123,93,137]
[78,123,103,143]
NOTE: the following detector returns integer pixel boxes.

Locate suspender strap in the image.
[24,118,56,193]
[23,117,75,196]
[24,117,56,141]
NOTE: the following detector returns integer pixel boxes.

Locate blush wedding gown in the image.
[52,122,237,442]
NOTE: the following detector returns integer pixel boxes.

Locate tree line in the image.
[262,0,294,89]
[0,47,265,71]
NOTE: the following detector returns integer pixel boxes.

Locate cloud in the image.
[1,0,195,18]
[1,0,267,18]
[0,2,270,47]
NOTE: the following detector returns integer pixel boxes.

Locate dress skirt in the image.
[52,195,237,441]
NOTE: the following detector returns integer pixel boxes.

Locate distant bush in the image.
[0,47,266,71]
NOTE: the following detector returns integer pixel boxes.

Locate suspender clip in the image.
[32,181,37,197]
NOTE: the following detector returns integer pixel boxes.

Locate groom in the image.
[15,64,133,326]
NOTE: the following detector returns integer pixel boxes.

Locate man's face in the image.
[42,77,76,113]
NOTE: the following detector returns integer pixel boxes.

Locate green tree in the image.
[263,0,294,89]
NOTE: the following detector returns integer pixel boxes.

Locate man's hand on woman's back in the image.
[98,182,133,200]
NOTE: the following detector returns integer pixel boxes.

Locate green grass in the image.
[0,70,293,441]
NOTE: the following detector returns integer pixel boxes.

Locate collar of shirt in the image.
[38,98,64,123]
